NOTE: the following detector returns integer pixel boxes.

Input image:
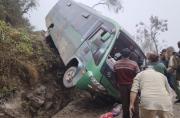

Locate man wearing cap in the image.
[114,48,140,118]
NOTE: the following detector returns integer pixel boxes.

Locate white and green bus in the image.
[45,0,145,98]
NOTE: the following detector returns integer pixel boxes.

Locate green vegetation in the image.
[0,20,62,100]
[0,20,33,97]
[0,20,33,55]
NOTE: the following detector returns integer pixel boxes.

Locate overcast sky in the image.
[29,0,180,50]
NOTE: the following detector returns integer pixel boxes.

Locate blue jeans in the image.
[167,73,180,99]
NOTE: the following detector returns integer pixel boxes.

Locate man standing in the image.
[114,48,140,118]
[177,41,180,83]
[160,49,168,68]
[166,46,180,103]
[130,66,173,118]
[178,41,180,54]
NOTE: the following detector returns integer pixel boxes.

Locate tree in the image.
[21,0,37,14]
[92,0,123,13]
[0,0,37,27]
[135,16,168,54]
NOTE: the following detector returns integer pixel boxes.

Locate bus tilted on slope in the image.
[45,0,145,98]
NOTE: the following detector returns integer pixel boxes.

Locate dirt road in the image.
[174,103,180,118]
[53,94,180,118]
[52,98,113,118]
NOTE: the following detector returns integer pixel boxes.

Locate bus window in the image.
[88,29,112,65]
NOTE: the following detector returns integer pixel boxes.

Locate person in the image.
[147,52,166,75]
[176,41,180,83]
[166,46,180,103]
[129,45,139,63]
[114,48,140,118]
[106,56,116,71]
[106,56,117,87]
[130,66,174,118]
[160,49,168,68]
[178,41,180,54]
[176,42,180,90]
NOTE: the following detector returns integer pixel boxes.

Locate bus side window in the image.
[89,29,105,53]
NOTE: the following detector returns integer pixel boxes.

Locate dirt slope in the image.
[0,21,74,117]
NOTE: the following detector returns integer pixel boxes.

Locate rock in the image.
[26,93,45,108]
[0,112,5,116]
[30,96,45,108]
[46,91,54,99]
[34,85,46,96]
[26,93,33,99]
[30,106,37,114]
[26,85,47,109]
[44,102,53,110]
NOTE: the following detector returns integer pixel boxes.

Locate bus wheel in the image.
[63,66,77,88]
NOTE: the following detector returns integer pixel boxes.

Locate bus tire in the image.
[63,66,77,88]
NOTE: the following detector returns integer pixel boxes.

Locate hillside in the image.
[0,20,75,117]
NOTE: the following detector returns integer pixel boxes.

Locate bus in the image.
[45,0,145,98]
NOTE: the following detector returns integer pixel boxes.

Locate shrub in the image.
[0,20,33,55]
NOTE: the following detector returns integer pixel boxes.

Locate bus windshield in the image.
[88,28,113,65]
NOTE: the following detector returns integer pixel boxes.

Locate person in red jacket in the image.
[114,48,140,118]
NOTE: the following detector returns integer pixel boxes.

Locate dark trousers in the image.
[166,73,175,90]
[119,85,139,118]
[167,73,180,99]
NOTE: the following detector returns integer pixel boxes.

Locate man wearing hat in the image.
[114,48,140,118]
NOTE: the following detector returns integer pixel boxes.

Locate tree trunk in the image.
[150,27,159,54]
[152,38,158,54]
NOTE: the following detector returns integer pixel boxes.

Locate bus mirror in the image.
[101,32,111,42]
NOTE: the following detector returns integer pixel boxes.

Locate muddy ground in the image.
[52,93,180,118]
[1,88,180,118]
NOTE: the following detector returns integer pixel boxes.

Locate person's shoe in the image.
[174,99,180,104]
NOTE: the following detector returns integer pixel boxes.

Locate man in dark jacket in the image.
[114,48,140,118]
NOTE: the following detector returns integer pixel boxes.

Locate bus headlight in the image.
[89,76,106,91]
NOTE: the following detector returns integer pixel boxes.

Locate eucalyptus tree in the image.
[92,0,123,13]
[135,16,168,54]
